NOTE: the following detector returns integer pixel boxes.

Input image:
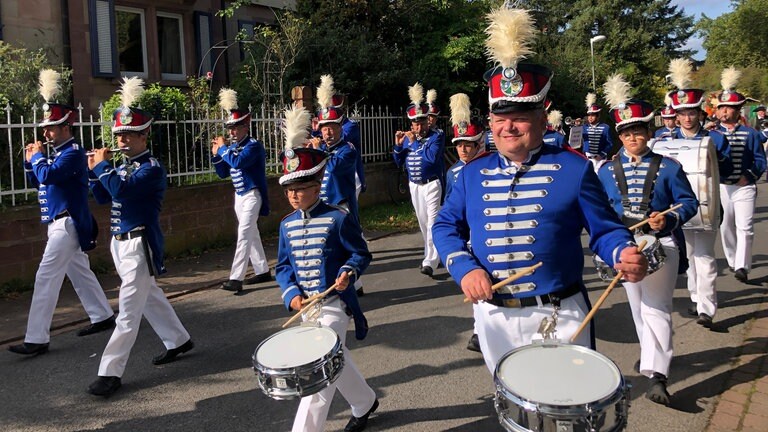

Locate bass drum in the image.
[652,137,720,231]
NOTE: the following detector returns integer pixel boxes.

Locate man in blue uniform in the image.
[660,59,733,328]
[212,88,271,293]
[543,110,567,148]
[393,83,445,276]
[716,68,768,283]
[598,73,699,405]
[332,93,366,198]
[582,93,615,170]
[433,7,647,378]
[86,78,193,397]
[9,70,115,356]
[654,105,678,139]
[276,107,377,431]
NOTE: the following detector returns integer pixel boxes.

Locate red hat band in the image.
[225,109,251,126]
[451,121,484,143]
[660,106,676,118]
[669,89,704,110]
[112,106,153,133]
[39,103,75,127]
[331,94,345,108]
[486,64,552,107]
[610,100,655,131]
[316,107,344,125]
[718,91,746,107]
[587,104,602,114]
[428,104,440,116]
[407,103,430,120]
[279,147,328,185]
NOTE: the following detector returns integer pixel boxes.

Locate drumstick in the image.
[627,203,683,231]
[462,262,543,303]
[570,239,648,343]
[282,272,352,328]
[300,271,353,306]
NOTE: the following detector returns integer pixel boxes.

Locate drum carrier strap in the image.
[612,154,663,233]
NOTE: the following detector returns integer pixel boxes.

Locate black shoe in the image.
[8,342,49,356]
[152,340,194,365]
[87,376,122,397]
[735,268,748,283]
[345,398,379,432]
[697,313,713,328]
[646,373,671,406]
[356,287,365,297]
[244,272,272,285]
[687,303,698,317]
[633,359,640,373]
[221,280,243,292]
[466,334,481,353]
[77,315,116,337]
[420,265,433,277]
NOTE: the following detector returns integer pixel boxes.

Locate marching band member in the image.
[329,87,366,198]
[9,70,115,356]
[426,88,442,131]
[276,105,377,432]
[543,110,567,148]
[582,92,615,169]
[654,100,678,139]
[664,58,733,327]
[393,83,445,277]
[597,74,698,406]
[445,93,485,353]
[87,78,193,397]
[716,67,767,283]
[211,89,271,293]
[433,7,647,377]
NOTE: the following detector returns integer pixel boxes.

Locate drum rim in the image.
[493,343,627,414]
[253,324,342,370]
[255,350,345,400]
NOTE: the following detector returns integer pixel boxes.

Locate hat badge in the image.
[677,91,688,104]
[458,121,468,135]
[285,151,300,173]
[321,108,330,120]
[43,104,52,119]
[618,104,633,121]
[500,67,523,97]
[119,106,132,125]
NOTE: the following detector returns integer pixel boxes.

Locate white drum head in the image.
[497,344,622,406]
[256,326,339,369]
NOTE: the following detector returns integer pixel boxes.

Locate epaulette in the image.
[148,157,160,167]
[464,151,493,166]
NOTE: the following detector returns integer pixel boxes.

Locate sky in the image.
[669,0,733,60]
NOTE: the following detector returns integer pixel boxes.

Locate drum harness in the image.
[612,154,663,236]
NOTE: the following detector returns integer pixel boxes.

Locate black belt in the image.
[413,175,439,185]
[486,283,582,308]
[114,230,144,241]
[53,211,70,220]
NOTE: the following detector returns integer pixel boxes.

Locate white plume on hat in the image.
[218,88,238,111]
[721,66,741,92]
[548,110,563,127]
[282,104,311,150]
[603,74,632,109]
[449,93,471,127]
[38,69,61,103]
[317,75,335,109]
[668,58,693,91]
[408,83,424,106]
[664,93,673,106]
[484,7,536,69]
[426,89,437,105]
[585,93,597,108]
[119,76,145,108]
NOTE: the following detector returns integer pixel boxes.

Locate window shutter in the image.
[194,12,213,76]
[88,0,118,77]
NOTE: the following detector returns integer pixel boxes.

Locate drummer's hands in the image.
[736,176,749,186]
[615,245,648,283]
[460,269,493,303]
[334,271,350,291]
[647,211,666,231]
[289,295,303,312]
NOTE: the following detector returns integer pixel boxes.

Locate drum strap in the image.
[613,155,662,231]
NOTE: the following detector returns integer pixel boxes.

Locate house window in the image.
[238,20,256,60]
[115,6,148,77]
[157,12,186,81]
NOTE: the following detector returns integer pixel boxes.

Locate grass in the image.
[359,200,418,232]
[0,278,33,299]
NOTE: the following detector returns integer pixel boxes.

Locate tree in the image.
[699,0,768,69]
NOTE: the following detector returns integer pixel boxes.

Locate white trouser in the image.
[623,243,679,378]
[230,189,269,280]
[98,236,190,377]
[25,217,113,344]
[292,298,376,432]
[685,230,718,317]
[719,184,756,272]
[409,180,442,269]
[585,153,604,173]
[475,293,591,374]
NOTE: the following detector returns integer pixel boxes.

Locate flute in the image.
[86,147,130,156]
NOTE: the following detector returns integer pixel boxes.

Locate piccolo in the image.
[86,148,130,156]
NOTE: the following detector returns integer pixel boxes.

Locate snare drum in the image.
[652,138,720,231]
[592,234,666,282]
[252,324,344,400]
[494,342,629,432]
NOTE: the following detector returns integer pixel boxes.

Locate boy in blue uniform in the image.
[212,88,271,293]
[433,7,647,379]
[654,104,678,139]
[86,78,193,397]
[9,70,115,356]
[597,73,699,405]
[275,105,377,432]
[582,92,614,169]
[715,67,767,283]
[393,83,445,276]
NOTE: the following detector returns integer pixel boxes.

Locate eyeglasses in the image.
[618,129,648,138]
[284,185,318,196]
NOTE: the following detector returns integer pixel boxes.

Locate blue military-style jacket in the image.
[341,117,366,193]
[320,138,359,218]
[445,159,466,200]
[26,137,98,251]
[212,135,270,216]
[666,128,734,178]
[393,128,445,184]
[582,122,614,157]
[717,124,767,185]
[90,150,167,275]
[543,130,566,148]
[654,127,679,139]
[433,145,634,301]
[276,200,371,339]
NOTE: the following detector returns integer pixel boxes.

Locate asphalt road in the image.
[2,184,767,432]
